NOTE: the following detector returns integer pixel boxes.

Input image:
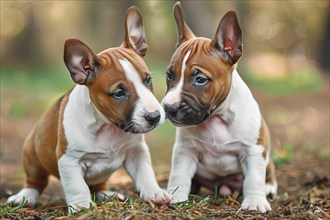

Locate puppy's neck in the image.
[214,69,259,124]
[69,85,113,132]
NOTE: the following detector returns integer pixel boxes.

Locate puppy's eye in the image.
[110,89,127,101]
[194,75,209,86]
[166,72,174,81]
[145,75,152,86]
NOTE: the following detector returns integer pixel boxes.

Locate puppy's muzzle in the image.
[121,110,161,134]
[164,102,209,126]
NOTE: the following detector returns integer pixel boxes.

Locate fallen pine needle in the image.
[227,196,240,206]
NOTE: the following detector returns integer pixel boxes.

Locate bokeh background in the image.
[1,1,329,195]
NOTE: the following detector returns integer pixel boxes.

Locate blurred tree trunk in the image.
[318,12,329,74]
[83,1,133,51]
[180,1,214,38]
[4,4,43,68]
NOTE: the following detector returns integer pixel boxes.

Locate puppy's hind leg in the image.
[265,159,277,199]
[7,132,49,207]
[90,182,125,202]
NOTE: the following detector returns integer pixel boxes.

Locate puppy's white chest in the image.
[198,147,242,178]
[195,115,234,146]
[79,151,124,185]
[191,116,244,177]
[93,124,126,149]
[78,125,130,185]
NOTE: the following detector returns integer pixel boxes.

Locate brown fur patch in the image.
[23,94,69,193]
[258,118,277,185]
[89,183,107,194]
[258,118,271,159]
[56,93,70,162]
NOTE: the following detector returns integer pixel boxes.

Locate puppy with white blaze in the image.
[7,6,169,213]
[162,2,277,213]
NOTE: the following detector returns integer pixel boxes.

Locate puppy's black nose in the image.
[163,104,178,118]
[144,110,161,126]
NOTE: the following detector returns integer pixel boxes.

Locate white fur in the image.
[7,188,39,207]
[161,50,191,106]
[167,70,272,212]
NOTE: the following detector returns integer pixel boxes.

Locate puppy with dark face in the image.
[7,6,169,213]
[162,2,277,213]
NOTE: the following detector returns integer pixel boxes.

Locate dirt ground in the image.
[0,75,329,219]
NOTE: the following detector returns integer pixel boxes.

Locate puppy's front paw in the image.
[240,196,271,213]
[68,200,94,213]
[96,190,125,201]
[140,187,170,205]
[7,188,39,207]
[168,191,188,204]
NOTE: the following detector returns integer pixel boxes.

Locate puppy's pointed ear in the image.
[122,6,148,57]
[173,2,195,47]
[64,39,100,85]
[211,11,242,65]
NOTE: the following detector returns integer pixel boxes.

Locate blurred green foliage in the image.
[9,101,26,118]
[1,67,71,92]
[242,67,322,96]
[272,143,294,165]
